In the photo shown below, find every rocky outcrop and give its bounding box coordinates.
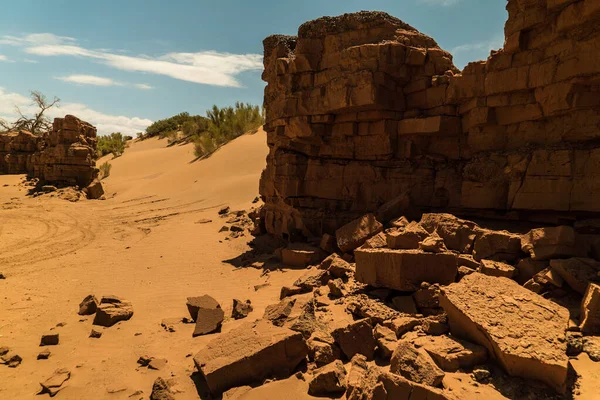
[0,115,98,187]
[259,3,600,239]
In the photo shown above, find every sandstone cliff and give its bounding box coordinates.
[0,115,98,187]
[260,2,600,239]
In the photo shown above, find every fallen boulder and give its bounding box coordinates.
[515,258,548,284]
[418,232,448,253]
[86,180,104,199]
[419,213,478,253]
[440,273,570,393]
[412,335,487,372]
[521,226,577,260]
[550,258,600,295]
[308,359,347,396]
[479,259,516,279]
[336,214,383,253]
[331,318,376,360]
[186,295,221,321]
[580,283,600,334]
[149,377,175,400]
[374,324,398,359]
[386,222,429,250]
[473,228,522,261]
[93,296,134,327]
[281,244,324,268]
[78,294,98,315]
[320,254,354,279]
[355,249,457,291]
[390,341,445,387]
[193,320,308,395]
[307,332,341,367]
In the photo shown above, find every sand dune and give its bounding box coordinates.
[0,129,311,399]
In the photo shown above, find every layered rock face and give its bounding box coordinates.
[260,2,600,238]
[0,115,98,187]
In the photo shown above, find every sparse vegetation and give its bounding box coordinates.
[99,161,112,180]
[144,112,209,139]
[0,91,60,135]
[143,103,264,158]
[97,132,128,158]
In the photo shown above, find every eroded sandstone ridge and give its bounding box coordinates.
[260,2,600,238]
[0,115,99,187]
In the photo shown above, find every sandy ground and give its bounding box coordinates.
[0,129,310,399]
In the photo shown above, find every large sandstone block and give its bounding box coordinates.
[521,226,577,260]
[440,273,570,393]
[193,320,308,395]
[550,258,600,295]
[419,213,478,253]
[355,248,458,291]
[336,214,383,253]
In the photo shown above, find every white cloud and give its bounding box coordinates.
[57,74,120,86]
[450,35,504,55]
[0,87,152,136]
[56,74,154,90]
[0,55,7,61]
[419,0,461,6]
[23,59,39,64]
[2,33,263,87]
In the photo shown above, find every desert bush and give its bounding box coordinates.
[99,161,112,179]
[193,133,217,158]
[145,112,209,139]
[97,132,127,158]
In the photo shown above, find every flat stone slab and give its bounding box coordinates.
[193,320,308,395]
[440,273,570,393]
[355,248,457,291]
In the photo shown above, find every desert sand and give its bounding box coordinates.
[0,129,312,399]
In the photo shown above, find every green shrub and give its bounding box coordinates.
[97,132,127,158]
[193,133,217,158]
[145,112,209,139]
[99,161,112,179]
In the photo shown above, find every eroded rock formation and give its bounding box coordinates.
[260,2,600,239]
[0,115,98,187]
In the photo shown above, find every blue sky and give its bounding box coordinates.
[0,0,507,135]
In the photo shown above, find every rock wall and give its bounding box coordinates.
[260,2,600,239]
[0,115,98,187]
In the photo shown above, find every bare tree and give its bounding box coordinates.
[0,91,60,135]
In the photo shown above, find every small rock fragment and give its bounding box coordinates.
[232,299,253,320]
[78,294,99,315]
[89,329,102,339]
[40,333,59,346]
[37,350,51,360]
